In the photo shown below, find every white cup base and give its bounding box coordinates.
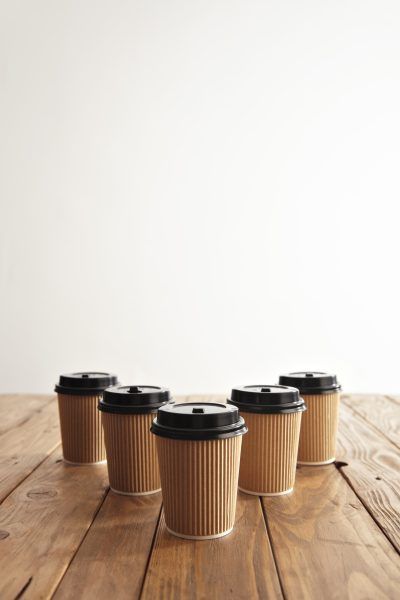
[110,487,161,497]
[166,526,234,540]
[239,486,293,497]
[63,458,107,466]
[297,458,335,466]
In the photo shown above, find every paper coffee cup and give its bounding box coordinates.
[229,385,306,495]
[55,372,118,464]
[99,385,170,495]
[151,402,247,540]
[279,372,341,465]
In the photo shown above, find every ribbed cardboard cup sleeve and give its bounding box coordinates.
[156,436,242,539]
[298,392,341,465]
[239,411,302,496]
[102,412,161,495]
[57,393,105,464]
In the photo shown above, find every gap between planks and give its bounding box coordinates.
[53,490,163,599]
[51,486,111,598]
[386,395,400,405]
[260,497,287,600]
[335,401,400,553]
[2,394,398,599]
[0,448,109,599]
[261,465,399,599]
[334,461,400,554]
[138,503,163,600]
[140,492,283,599]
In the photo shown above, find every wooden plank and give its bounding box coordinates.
[262,466,400,600]
[336,403,400,552]
[342,394,400,449]
[387,395,400,405]
[141,491,283,599]
[0,448,108,599]
[0,399,60,502]
[0,394,54,436]
[53,491,162,599]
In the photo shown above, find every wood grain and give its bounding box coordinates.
[387,395,400,405]
[0,448,108,599]
[263,466,400,600]
[342,394,400,449]
[0,394,54,436]
[336,403,400,552]
[141,492,283,599]
[54,491,162,599]
[0,399,60,502]
[0,393,398,600]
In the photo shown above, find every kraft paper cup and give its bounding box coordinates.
[151,402,247,540]
[229,385,306,496]
[99,386,170,495]
[55,372,118,464]
[279,372,341,465]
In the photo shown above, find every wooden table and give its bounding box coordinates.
[0,394,399,599]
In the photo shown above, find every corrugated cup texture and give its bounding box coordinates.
[298,392,341,464]
[102,412,160,495]
[239,412,302,495]
[57,394,105,464]
[156,436,242,539]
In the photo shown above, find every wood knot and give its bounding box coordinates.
[27,489,57,499]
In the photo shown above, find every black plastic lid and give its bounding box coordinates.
[278,372,341,395]
[228,385,306,414]
[99,385,170,414]
[151,402,248,440]
[55,372,119,395]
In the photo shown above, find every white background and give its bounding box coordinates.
[1,1,399,395]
